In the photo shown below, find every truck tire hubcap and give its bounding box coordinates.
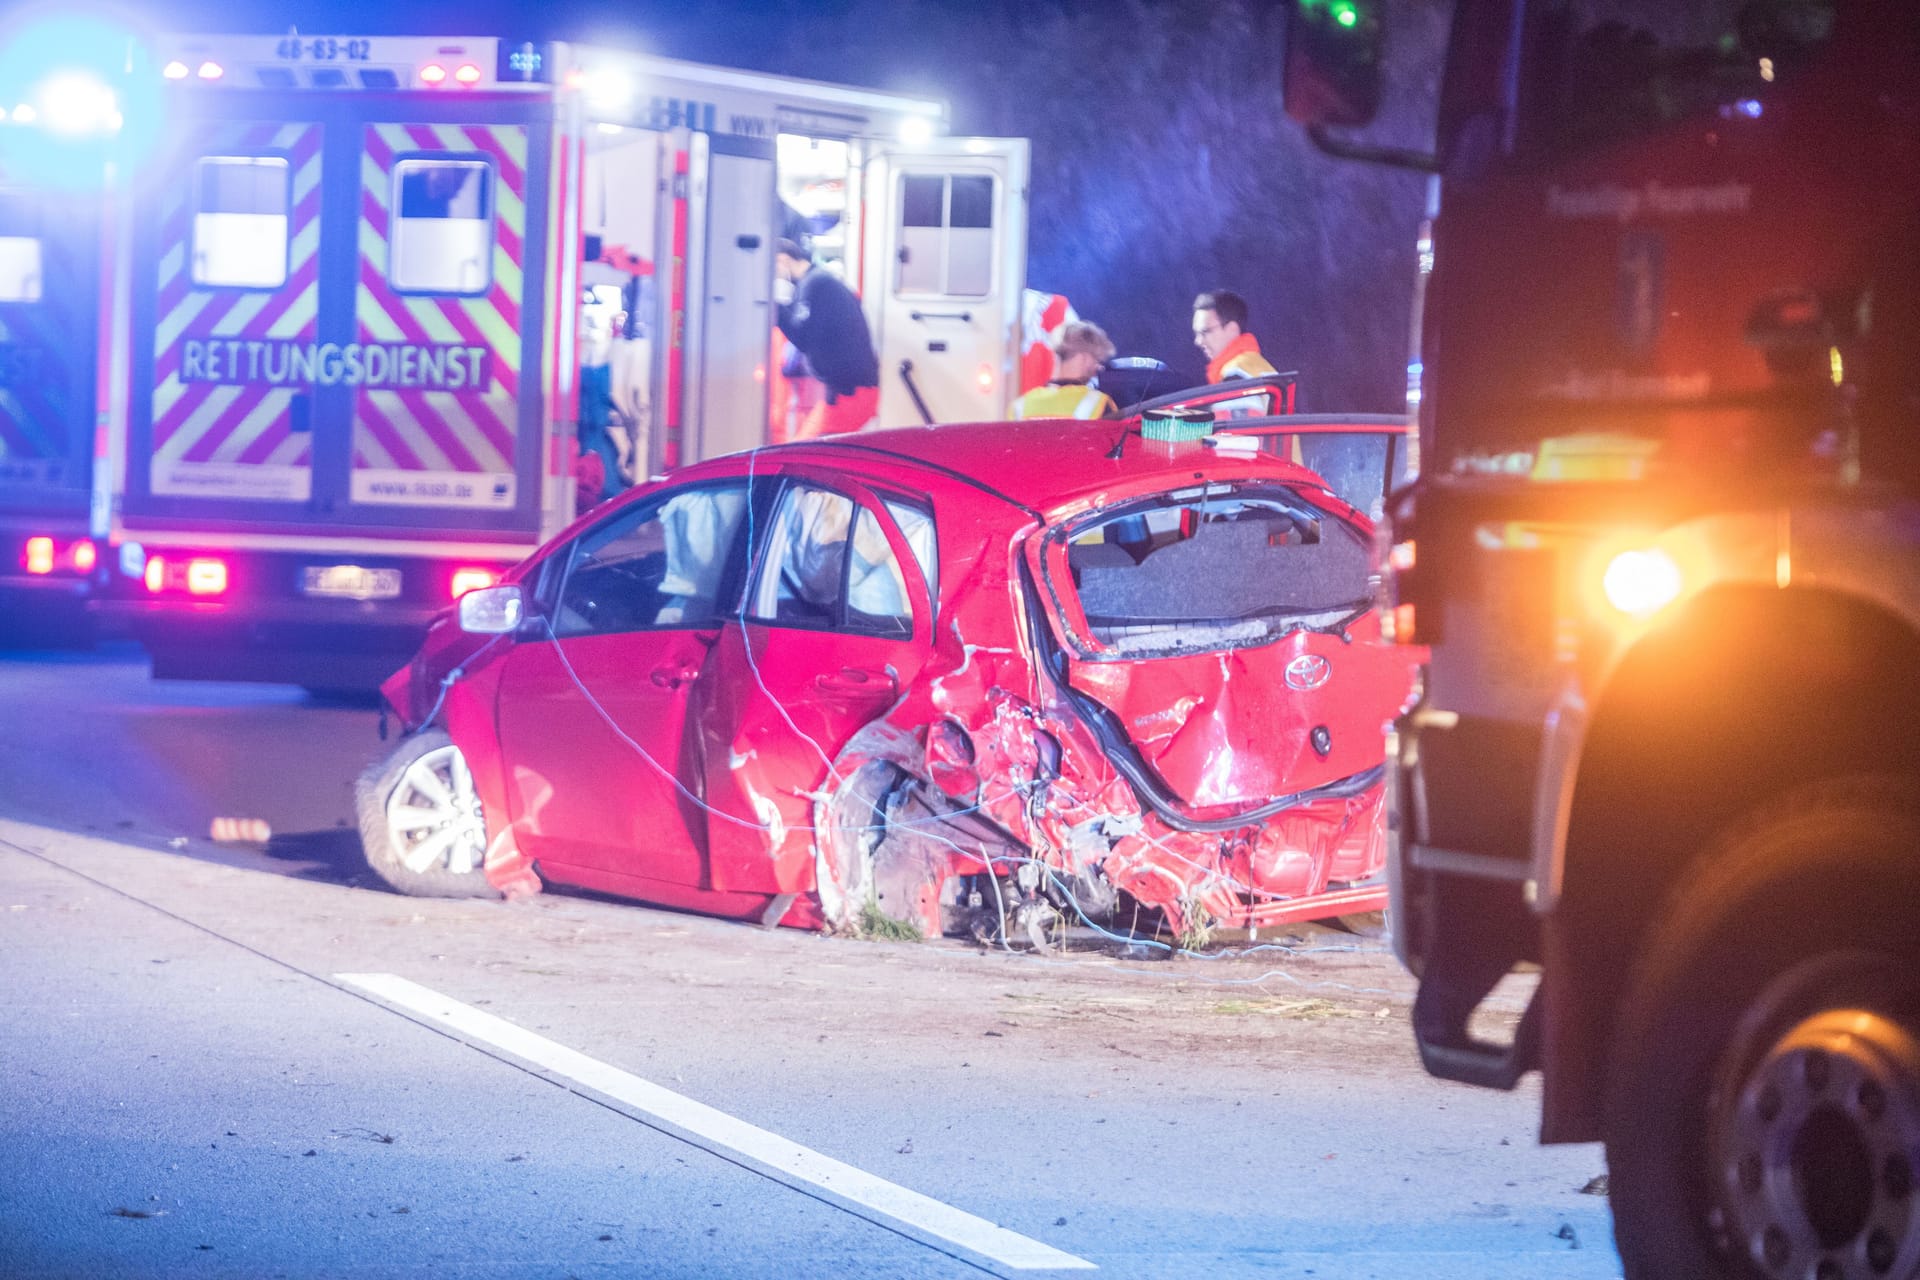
[1713,1002,1920,1280]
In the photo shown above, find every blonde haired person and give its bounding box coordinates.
[1010,321,1119,420]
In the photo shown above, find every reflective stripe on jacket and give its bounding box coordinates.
[1011,381,1117,421]
[1206,332,1277,383]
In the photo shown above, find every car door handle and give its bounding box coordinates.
[815,667,894,695]
[650,662,701,689]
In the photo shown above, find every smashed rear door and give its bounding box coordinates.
[1034,481,1410,816]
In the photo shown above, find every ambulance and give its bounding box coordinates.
[98,32,1030,689]
[0,25,126,645]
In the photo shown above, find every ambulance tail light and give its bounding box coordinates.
[975,363,994,395]
[450,566,499,600]
[419,64,448,86]
[143,555,231,596]
[162,60,190,80]
[187,558,229,596]
[22,536,97,576]
[197,62,224,81]
[454,64,482,86]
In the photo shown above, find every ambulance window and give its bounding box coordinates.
[895,173,995,299]
[390,159,494,296]
[946,175,993,297]
[192,157,290,290]
[0,194,41,303]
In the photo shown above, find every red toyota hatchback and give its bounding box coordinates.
[360,408,1417,945]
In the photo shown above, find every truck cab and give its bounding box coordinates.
[1286,1,1920,1276]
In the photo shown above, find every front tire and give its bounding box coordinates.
[1602,777,1920,1280]
[356,729,499,899]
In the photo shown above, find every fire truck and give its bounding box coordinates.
[97,32,1030,689]
[1285,0,1920,1276]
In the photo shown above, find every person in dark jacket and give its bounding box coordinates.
[774,238,879,437]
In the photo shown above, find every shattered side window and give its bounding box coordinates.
[552,482,748,637]
[1059,485,1372,656]
[747,482,919,638]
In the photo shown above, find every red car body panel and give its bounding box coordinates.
[380,417,1419,939]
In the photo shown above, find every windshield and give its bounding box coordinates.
[1518,0,1836,157]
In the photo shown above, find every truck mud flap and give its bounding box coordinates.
[1411,962,1543,1090]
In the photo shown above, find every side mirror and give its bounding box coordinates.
[1285,0,1385,130]
[458,584,525,635]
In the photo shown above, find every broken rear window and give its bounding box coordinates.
[1051,484,1372,656]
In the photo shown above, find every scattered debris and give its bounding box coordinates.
[108,1207,165,1219]
[1553,1223,1581,1249]
[897,1138,914,1155]
[332,1127,396,1144]
[168,837,188,850]
[1579,1174,1610,1196]
[210,816,273,844]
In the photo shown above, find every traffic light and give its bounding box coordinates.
[1285,0,1385,130]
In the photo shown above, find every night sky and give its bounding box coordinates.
[58,0,1445,411]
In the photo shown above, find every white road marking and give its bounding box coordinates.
[337,972,1095,1272]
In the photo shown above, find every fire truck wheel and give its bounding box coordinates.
[356,729,501,899]
[1602,776,1920,1280]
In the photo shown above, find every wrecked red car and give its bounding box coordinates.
[359,407,1418,944]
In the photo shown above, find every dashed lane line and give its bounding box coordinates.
[337,971,1097,1274]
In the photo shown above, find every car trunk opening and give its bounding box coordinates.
[1038,482,1405,815]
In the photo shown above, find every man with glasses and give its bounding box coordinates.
[1192,289,1277,383]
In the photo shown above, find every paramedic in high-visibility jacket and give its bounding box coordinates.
[774,239,880,438]
[1011,321,1118,421]
[1192,289,1278,382]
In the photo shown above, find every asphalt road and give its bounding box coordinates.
[0,644,1624,1278]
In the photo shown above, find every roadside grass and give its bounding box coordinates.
[853,899,924,942]
[1208,997,1388,1020]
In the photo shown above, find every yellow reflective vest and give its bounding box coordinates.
[1011,381,1117,421]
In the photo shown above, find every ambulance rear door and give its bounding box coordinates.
[682,130,775,463]
[123,86,552,542]
[863,138,1027,427]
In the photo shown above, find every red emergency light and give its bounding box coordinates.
[419,64,448,86]
[143,554,230,596]
[454,64,482,86]
[22,535,96,576]
[197,62,224,81]
[449,566,498,599]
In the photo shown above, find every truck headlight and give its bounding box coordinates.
[1601,547,1683,618]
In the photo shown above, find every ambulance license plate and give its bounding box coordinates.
[301,564,402,601]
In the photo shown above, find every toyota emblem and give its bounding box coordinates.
[1285,654,1331,691]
